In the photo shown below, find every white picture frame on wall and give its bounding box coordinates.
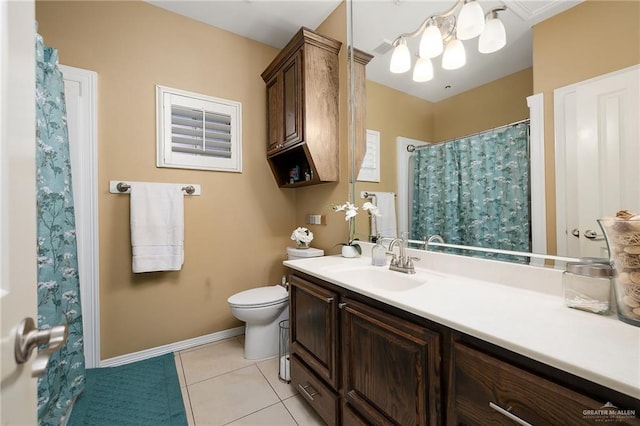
[357,129,380,182]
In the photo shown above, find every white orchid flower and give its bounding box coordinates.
[344,203,358,220]
[362,202,381,217]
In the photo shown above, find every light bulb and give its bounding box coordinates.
[419,22,443,59]
[390,39,411,73]
[479,14,506,53]
[413,57,434,82]
[457,0,485,40]
[442,38,466,70]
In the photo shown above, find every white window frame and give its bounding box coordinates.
[357,129,381,182]
[156,85,242,172]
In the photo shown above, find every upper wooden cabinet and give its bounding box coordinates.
[261,27,342,188]
[352,48,374,180]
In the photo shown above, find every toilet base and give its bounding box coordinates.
[243,306,289,360]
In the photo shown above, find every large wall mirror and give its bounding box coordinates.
[347,0,640,266]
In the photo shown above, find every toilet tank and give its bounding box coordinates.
[286,247,324,260]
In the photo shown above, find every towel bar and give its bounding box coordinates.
[109,181,201,195]
[361,191,396,199]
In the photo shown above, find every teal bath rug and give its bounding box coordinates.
[68,353,187,426]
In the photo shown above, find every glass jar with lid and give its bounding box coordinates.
[563,262,614,315]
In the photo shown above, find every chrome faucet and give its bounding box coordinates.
[427,235,444,244]
[387,234,420,274]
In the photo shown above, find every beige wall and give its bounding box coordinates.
[433,68,533,142]
[36,1,300,359]
[533,0,640,254]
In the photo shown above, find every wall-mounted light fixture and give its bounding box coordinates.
[389,1,507,82]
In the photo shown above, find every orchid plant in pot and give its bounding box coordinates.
[332,201,380,257]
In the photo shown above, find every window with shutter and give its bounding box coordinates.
[156,85,242,172]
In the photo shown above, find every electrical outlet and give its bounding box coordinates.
[306,214,326,225]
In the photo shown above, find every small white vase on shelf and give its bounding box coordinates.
[296,241,310,249]
[341,245,359,258]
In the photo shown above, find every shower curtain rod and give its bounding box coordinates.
[406,118,530,152]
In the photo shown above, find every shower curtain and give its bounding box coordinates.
[411,122,530,258]
[36,31,85,425]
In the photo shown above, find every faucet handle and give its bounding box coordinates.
[406,256,420,268]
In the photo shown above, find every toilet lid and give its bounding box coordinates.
[228,286,289,308]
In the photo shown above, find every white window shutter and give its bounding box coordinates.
[156,85,242,172]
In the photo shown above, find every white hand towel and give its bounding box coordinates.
[374,192,397,238]
[130,183,184,273]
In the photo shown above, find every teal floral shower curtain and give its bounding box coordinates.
[36,32,85,425]
[411,122,530,259]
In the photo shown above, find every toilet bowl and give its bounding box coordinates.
[228,285,289,360]
[229,247,324,360]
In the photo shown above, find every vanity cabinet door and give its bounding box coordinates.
[341,298,441,426]
[451,342,640,426]
[289,274,339,390]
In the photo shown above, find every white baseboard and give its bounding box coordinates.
[99,326,245,368]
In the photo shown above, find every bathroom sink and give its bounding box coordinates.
[328,266,428,291]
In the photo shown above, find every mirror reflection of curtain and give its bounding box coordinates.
[411,122,531,259]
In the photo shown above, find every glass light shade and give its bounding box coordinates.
[419,23,443,59]
[413,57,434,82]
[479,16,506,53]
[390,39,411,73]
[456,0,485,40]
[442,38,466,70]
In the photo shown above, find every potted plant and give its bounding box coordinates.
[332,201,380,257]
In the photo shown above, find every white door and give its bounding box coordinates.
[0,0,38,425]
[556,66,640,258]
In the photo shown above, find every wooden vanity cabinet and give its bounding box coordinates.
[341,297,441,425]
[289,272,443,425]
[261,27,341,188]
[450,341,640,426]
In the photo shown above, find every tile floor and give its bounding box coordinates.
[174,336,326,425]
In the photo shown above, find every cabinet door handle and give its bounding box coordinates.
[324,296,334,304]
[298,383,318,401]
[489,402,532,426]
[338,302,347,309]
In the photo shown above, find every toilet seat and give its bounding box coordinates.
[228,286,288,309]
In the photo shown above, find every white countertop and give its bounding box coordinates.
[283,253,640,399]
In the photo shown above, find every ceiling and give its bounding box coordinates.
[148,0,582,102]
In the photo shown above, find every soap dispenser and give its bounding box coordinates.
[372,234,387,266]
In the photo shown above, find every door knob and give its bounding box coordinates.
[14,317,68,377]
[571,228,580,237]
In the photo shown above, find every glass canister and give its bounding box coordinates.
[563,262,613,315]
[598,219,640,327]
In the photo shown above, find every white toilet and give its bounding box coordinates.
[228,286,289,359]
[228,246,324,360]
